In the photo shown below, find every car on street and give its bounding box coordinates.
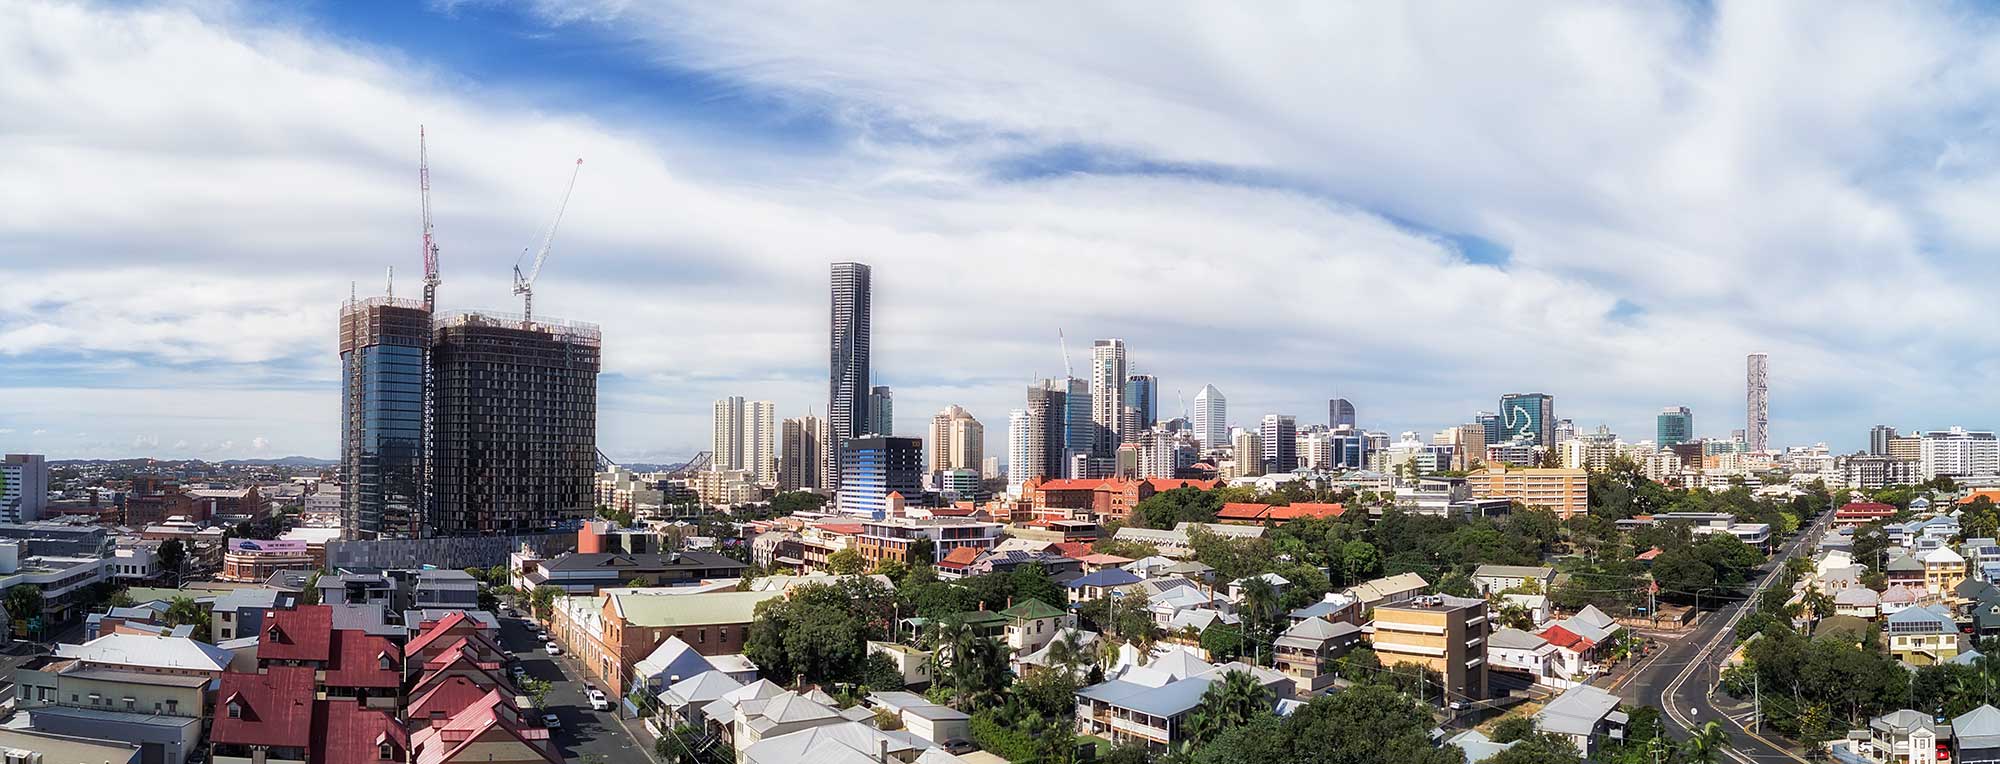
[510,665,528,681]
[586,688,611,711]
[542,713,561,729]
[545,642,563,656]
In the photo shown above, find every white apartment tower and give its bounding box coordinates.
[1193,384,1227,450]
[712,396,777,484]
[1008,409,1039,496]
[928,405,985,474]
[1747,352,1769,453]
[1091,339,1127,455]
[0,454,47,524]
[1920,427,1999,480]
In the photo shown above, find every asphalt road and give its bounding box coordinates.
[1614,506,1835,764]
[497,612,654,763]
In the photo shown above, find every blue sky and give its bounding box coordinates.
[6,1,2000,462]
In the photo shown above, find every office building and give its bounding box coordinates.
[1445,424,1487,471]
[1498,393,1555,447]
[829,262,873,489]
[1475,411,1502,447]
[837,437,925,518]
[1193,384,1227,450]
[1091,340,1127,454]
[928,405,984,474]
[1,454,47,524]
[337,296,431,540]
[868,385,895,436]
[1232,430,1264,478]
[982,456,1000,480]
[1370,595,1488,702]
[712,397,777,484]
[1920,427,2000,480]
[779,415,827,492]
[1260,415,1298,474]
[1870,425,1898,457]
[1657,407,1693,446]
[1552,419,1578,445]
[1328,398,1356,430]
[1746,352,1769,452]
[1124,374,1158,434]
[429,310,600,535]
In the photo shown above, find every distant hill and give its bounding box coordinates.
[49,456,335,468]
[220,456,337,467]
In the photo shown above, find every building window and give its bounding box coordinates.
[379,744,394,760]
[228,702,242,719]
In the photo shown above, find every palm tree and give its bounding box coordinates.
[1182,670,1272,750]
[1046,629,1090,680]
[1682,720,1732,764]
[1239,576,1280,663]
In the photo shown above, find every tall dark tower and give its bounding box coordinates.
[829,262,873,489]
[1328,398,1356,430]
[339,296,432,540]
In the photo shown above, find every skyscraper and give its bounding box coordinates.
[829,262,873,488]
[1091,339,1127,454]
[1498,393,1555,446]
[1746,352,1769,453]
[779,415,826,492]
[429,310,600,536]
[836,436,923,518]
[1007,409,1036,495]
[868,385,894,436]
[712,397,777,484]
[1123,374,1157,434]
[1870,425,1898,457]
[1474,411,1501,446]
[1260,414,1298,474]
[1657,407,1694,446]
[1232,429,1263,477]
[1328,398,1356,430]
[339,296,433,540]
[927,405,984,474]
[1193,384,1227,450]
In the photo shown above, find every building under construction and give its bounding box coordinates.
[429,310,599,536]
[339,301,600,539]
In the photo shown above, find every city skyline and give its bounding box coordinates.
[12,2,2000,461]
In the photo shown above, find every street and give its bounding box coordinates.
[497,613,654,763]
[1613,506,1835,764]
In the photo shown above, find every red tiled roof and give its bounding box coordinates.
[1842,501,1899,513]
[938,546,982,568]
[1635,547,1663,561]
[423,642,503,674]
[413,690,558,764]
[1050,542,1094,559]
[1962,492,2000,506]
[928,506,976,517]
[1034,478,1121,491]
[404,611,477,658]
[212,666,317,748]
[1271,502,1345,520]
[1142,478,1218,492]
[1215,503,1275,520]
[315,697,408,764]
[410,652,511,698]
[325,629,403,688]
[813,522,864,536]
[259,605,333,663]
[409,675,498,723]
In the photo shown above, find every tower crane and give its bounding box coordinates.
[1059,328,1074,379]
[512,158,583,326]
[419,126,440,312]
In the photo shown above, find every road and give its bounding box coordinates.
[497,612,654,763]
[1614,506,1835,764]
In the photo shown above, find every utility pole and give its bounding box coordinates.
[1752,672,1760,734]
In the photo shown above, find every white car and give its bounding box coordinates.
[542,713,561,729]
[544,643,563,656]
[510,665,528,681]
[586,689,611,711]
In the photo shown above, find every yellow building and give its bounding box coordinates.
[1370,595,1488,702]
[1921,547,1967,598]
[1886,605,1961,666]
[1466,467,1589,518]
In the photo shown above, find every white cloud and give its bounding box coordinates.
[5,1,2000,459]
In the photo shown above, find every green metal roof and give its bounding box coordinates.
[1000,599,1066,621]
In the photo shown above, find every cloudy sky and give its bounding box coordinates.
[5,0,2000,462]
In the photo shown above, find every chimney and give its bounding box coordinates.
[878,738,890,764]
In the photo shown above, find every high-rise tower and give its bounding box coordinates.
[1498,393,1555,446]
[780,415,826,492]
[713,397,777,483]
[1657,406,1694,446]
[829,262,873,487]
[1328,398,1356,430]
[1123,374,1157,435]
[339,296,432,540]
[1193,384,1227,450]
[1746,353,1769,453]
[1091,340,1127,455]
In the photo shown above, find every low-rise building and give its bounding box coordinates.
[1888,604,1963,666]
[1465,467,1589,518]
[1533,684,1629,759]
[1471,565,1556,596]
[1272,617,1362,695]
[856,515,1002,568]
[1369,594,1488,702]
[521,550,749,595]
[552,589,783,695]
[1864,708,1949,764]
[220,538,315,582]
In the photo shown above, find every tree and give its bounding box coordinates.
[1008,563,1066,609]
[3,585,42,637]
[745,580,890,685]
[1130,487,1222,529]
[163,596,211,639]
[157,539,186,581]
[827,548,867,575]
[529,585,563,621]
[1491,715,1538,743]
[1237,576,1282,664]
[1682,720,1732,764]
[1045,629,1092,679]
[1183,670,1274,750]
[1187,683,1463,764]
[907,538,935,565]
[770,491,829,516]
[300,570,322,605]
[1490,732,1583,764]
[1852,522,1890,572]
[859,651,907,690]
[522,678,554,709]
[1201,624,1245,663]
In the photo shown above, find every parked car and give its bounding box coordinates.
[542,713,561,729]
[586,688,611,712]
[510,665,528,681]
[942,739,976,755]
[545,643,563,656]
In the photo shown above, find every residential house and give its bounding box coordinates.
[1533,684,1629,759]
[407,690,561,764]
[1073,658,1292,753]
[1345,573,1429,611]
[1000,599,1074,655]
[1288,592,1361,627]
[1835,587,1882,620]
[1923,547,1969,599]
[864,691,973,747]
[658,670,747,727]
[1471,565,1557,596]
[413,570,480,609]
[1225,573,1291,604]
[1272,617,1362,695]
[211,665,318,764]
[1887,604,1963,666]
[1488,627,1566,687]
[551,589,782,695]
[1067,569,1144,602]
[1864,708,1949,764]
[1955,704,2000,764]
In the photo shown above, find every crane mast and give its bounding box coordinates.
[419,126,440,312]
[512,158,582,326]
